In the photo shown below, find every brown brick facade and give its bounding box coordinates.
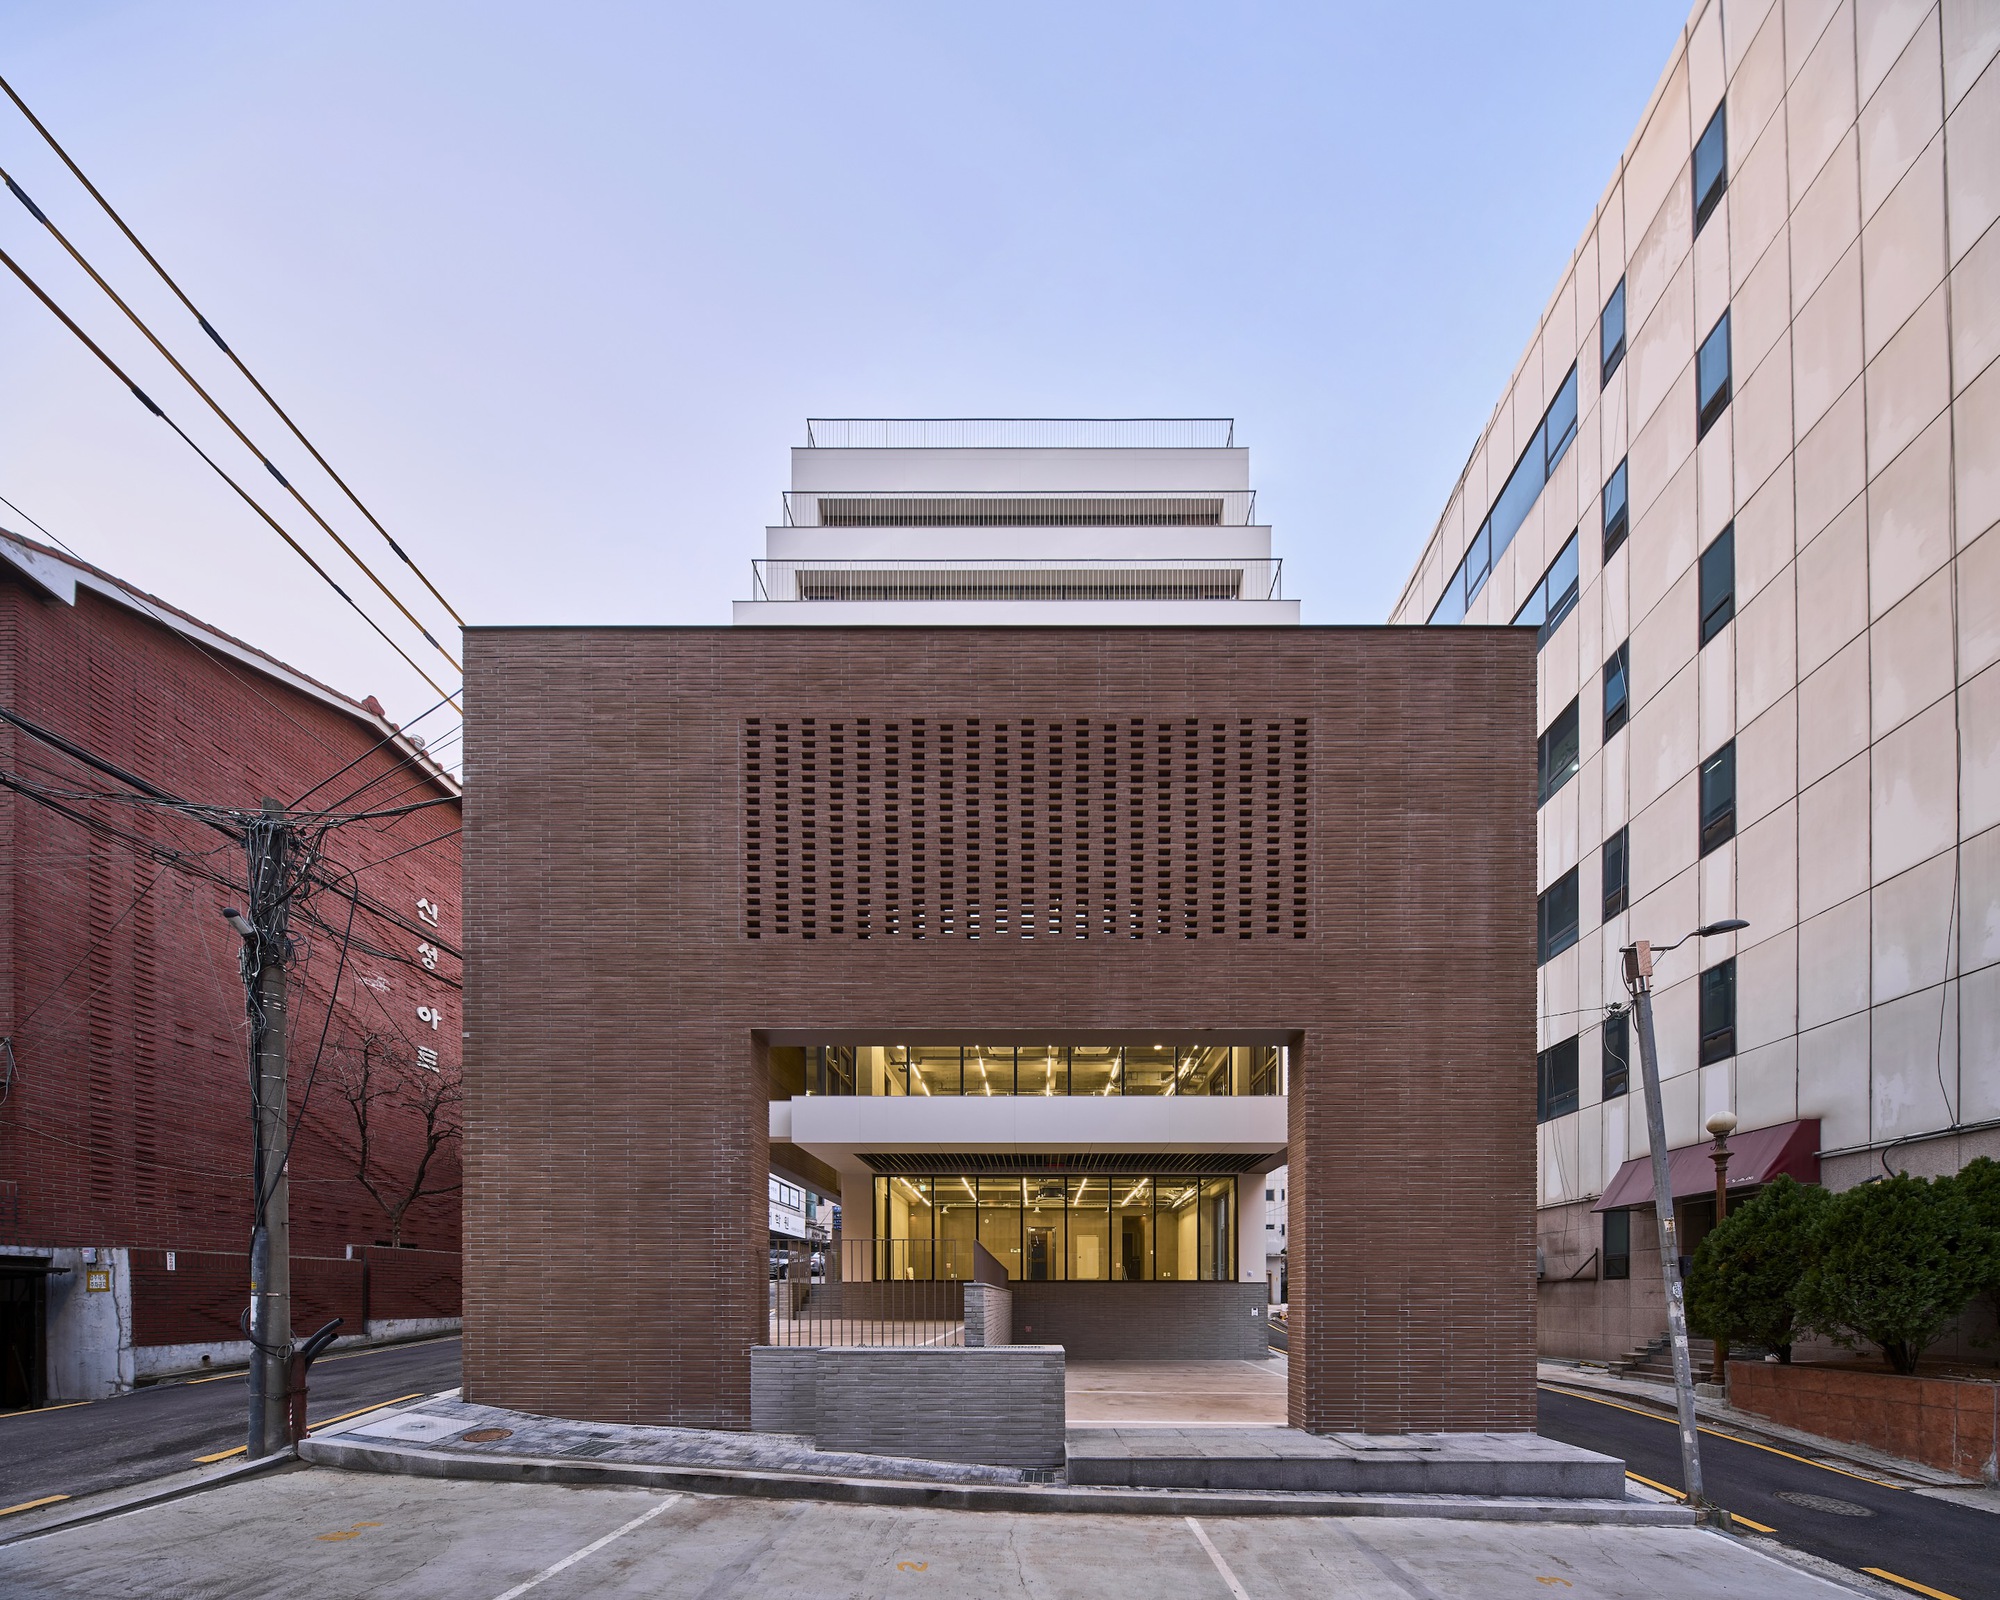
[462,626,1537,1433]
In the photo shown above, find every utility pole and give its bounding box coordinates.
[1620,918,1744,1528]
[232,800,297,1459]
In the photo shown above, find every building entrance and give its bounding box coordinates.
[0,1266,48,1410]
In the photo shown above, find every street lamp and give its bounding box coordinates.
[1619,916,1746,1526]
[1706,1111,1737,1386]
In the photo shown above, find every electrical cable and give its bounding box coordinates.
[260,862,358,1221]
[286,691,459,808]
[0,242,459,708]
[0,71,464,628]
[304,722,464,818]
[0,162,459,674]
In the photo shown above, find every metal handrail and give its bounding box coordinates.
[804,418,1235,449]
[750,558,1282,603]
[780,489,1257,528]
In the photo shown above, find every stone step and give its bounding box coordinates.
[1064,1427,1627,1498]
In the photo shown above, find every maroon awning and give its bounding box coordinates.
[1593,1119,1819,1212]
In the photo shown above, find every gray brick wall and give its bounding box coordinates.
[963,1283,1011,1346]
[1014,1281,1269,1359]
[748,1346,817,1434]
[816,1346,1064,1467]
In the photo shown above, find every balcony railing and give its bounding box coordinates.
[749,559,1282,604]
[804,418,1235,450]
[780,490,1257,528]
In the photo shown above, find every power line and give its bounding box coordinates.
[0,162,459,676]
[0,241,460,709]
[287,691,459,808]
[0,710,462,960]
[0,71,465,629]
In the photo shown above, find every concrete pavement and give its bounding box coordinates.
[0,1465,1872,1599]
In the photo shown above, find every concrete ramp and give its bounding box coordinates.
[1065,1428,1626,1498]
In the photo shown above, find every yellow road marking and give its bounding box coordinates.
[0,1400,92,1421]
[1539,1383,1904,1489]
[191,1390,426,1463]
[183,1370,245,1385]
[1863,1568,1963,1600]
[317,1521,384,1542]
[308,1392,425,1431]
[1624,1469,1685,1500]
[1730,1512,1776,1533]
[0,1494,71,1518]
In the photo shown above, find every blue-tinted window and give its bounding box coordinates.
[1602,825,1628,918]
[1700,958,1736,1065]
[1601,279,1626,383]
[1603,1204,1631,1276]
[1602,458,1629,558]
[1538,868,1579,964]
[1433,365,1580,618]
[1513,532,1580,646]
[1428,569,1467,625]
[1544,366,1579,469]
[1602,1009,1630,1099]
[1537,1036,1580,1123]
[1537,699,1580,806]
[1700,740,1736,856]
[1694,102,1728,232]
[1603,641,1630,738]
[1698,311,1732,436]
[1699,523,1735,645]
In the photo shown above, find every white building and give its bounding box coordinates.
[755,419,1293,1358]
[733,418,1299,628]
[1390,0,2000,1362]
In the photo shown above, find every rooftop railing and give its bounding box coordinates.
[781,490,1257,527]
[804,418,1236,450]
[750,559,1282,604]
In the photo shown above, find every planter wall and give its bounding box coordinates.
[1729,1361,2000,1482]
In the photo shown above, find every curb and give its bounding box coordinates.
[298,1435,1696,1524]
[0,1451,299,1547]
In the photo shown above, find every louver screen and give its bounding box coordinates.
[744,717,1309,942]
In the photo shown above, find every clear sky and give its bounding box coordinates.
[1,1,1691,746]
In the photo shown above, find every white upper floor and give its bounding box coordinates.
[735,419,1300,626]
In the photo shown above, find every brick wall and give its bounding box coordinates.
[463,626,1538,1433]
[1730,1362,2000,1482]
[1012,1281,1267,1360]
[0,563,464,1269]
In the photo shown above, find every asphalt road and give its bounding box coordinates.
[1538,1382,1997,1600]
[0,1335,461,1513]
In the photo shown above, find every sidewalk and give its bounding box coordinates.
[298,1387,1689,1524]
[1538,1360,2000,1515]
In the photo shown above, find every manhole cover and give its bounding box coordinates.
[1775,1490,1873,1517]
[460,1428,512,1443]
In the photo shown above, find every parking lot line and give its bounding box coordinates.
[489,1495,681,1600]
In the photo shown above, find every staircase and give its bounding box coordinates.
[1608,1334,1718,1382]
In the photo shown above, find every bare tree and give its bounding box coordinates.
[326,1031,461,1247]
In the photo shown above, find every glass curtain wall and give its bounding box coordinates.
[876,1174,1237,1281]
[812,1045,1284,1097]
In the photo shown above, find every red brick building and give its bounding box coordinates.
[1,529,463,1405]
[462,624,1538,1434]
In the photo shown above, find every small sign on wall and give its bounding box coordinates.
[85,1269,111,1293]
